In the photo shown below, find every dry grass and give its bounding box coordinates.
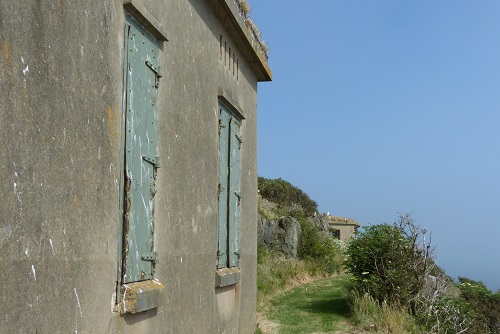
[258,196,280,221]
[350,292,419,334]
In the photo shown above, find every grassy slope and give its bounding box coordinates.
[261,275,356,334]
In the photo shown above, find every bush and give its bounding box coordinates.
[417,295,474,334]
[297,218,343,275]
[416,277,500,334]
[258,177,318,218]
[458,277,500,333]
[345,214,432,313]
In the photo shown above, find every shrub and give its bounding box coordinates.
[417,295,474,334]
[297,218,343,275]
[345,214,432,313]
[458,277,500,333]
[258,177,318,218]
[415,277,500,334]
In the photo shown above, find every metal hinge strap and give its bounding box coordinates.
[142,155,161,167]
[141,252,158,263]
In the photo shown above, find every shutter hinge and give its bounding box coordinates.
[218,183,225,193]
[142,155,161,167]
[235,134,243,148]
[141,252,158,264]
[145,60,163,87]
[145,60,162,75]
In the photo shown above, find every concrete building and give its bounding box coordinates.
[327,216,360,242]
[0,0,271,333]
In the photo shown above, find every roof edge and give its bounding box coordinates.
[207,0,272,82]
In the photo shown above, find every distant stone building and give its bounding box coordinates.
[327,216,360,242]
[0,0,271,333]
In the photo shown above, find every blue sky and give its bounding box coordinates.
[252,0,500,292]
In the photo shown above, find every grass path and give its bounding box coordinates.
[258,275,363,334]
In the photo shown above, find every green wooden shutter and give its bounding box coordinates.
[228,118,241,267]
[217,106,231,268]
[123,16,161,283]
[217,102,241,269]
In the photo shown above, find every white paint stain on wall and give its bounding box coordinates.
[13,183,22,206]
[31,264,36,281]
[13,162,23,210]
[0,225,12,248]
[21,57,29,75]
[74,288,83,316]
[49,238,55,255]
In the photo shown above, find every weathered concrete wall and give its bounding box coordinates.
[0,0,270,333]
[327,216,360,242]
[334,225,356,242]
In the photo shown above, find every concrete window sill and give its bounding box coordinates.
[215,267,240,287]
[118,279,165,315]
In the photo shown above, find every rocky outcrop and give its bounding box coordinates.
[307,214,331,233]
[258,215,302,257]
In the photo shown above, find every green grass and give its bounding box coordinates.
[264,275,353,334]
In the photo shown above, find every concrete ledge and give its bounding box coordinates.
[218,89,245,120]
[215,267,241,287]
[206,0,272,81]
[124,0,168,41]
[119,279,165,315]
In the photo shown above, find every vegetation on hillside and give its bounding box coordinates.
[345,213,500,333]
[256,176,500,334]
[297,217,343,275]
[258,176,318,218]
[345,213,433,314]
[256,176,342,308]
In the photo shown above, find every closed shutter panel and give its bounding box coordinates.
[217,106,231,268]
[217,102,241,269]
[228,118,241,267]
[123,17,161,283]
